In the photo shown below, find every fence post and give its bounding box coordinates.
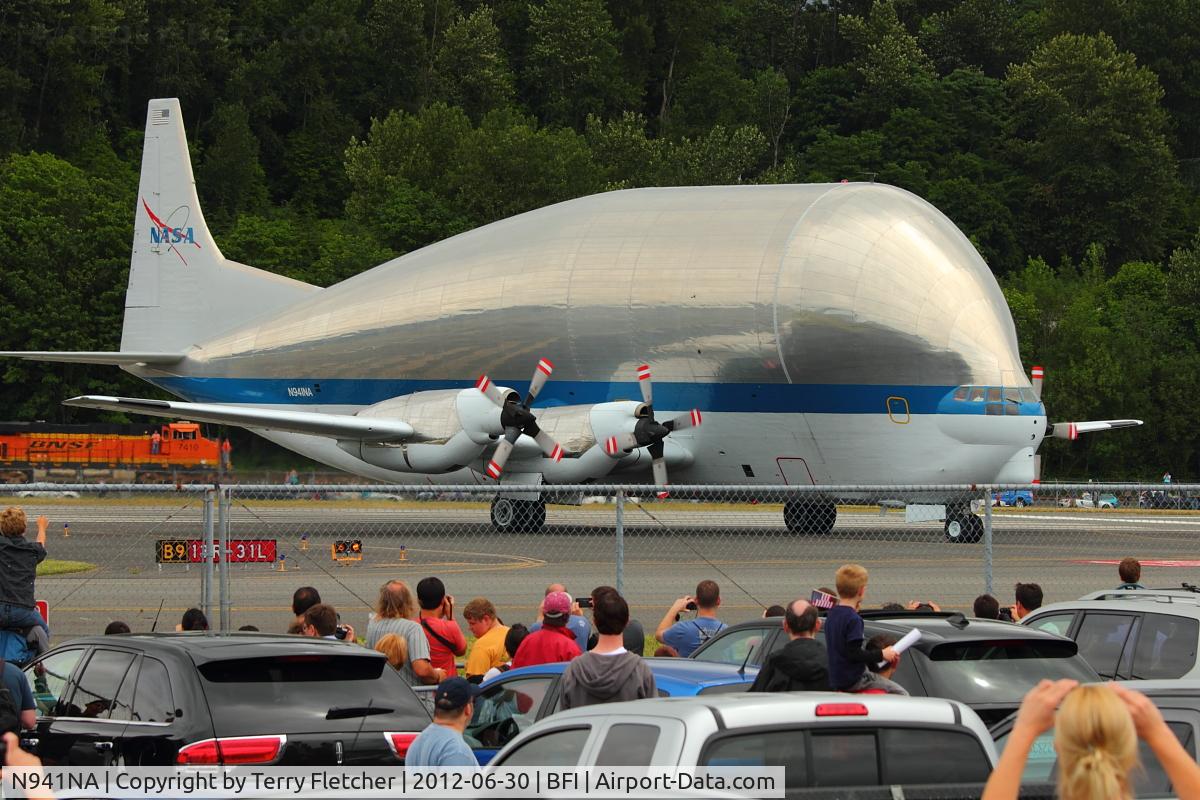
[218,487,232,631]
[615,490,625,596]
[202,488,215,624]
[983,489,994,596]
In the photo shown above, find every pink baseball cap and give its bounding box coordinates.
[543,591,572,620]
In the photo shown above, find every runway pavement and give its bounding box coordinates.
[13,498,1200,640]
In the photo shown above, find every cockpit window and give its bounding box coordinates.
[1004,388,1022,404]
[954,387,969,401]
[1020,388,1038,403]
[987,387,1002,402]
[969,388,986,402]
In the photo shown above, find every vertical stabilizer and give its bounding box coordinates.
[121,99,317,353]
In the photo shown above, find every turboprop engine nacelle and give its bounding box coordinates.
[337,387,509,473]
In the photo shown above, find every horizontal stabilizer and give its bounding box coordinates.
[0,351,185,366]
[1050,419,1143,440]
[63,395,414,442]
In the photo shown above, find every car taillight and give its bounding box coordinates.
[815,703,869,717]
[385,732,419,759]
[176,735,286,765]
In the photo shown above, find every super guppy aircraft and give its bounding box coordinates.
[1,99,1140,536]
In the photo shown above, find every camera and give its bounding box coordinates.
[685,601,698,611]
[998,607,1015,622]
[577,596,593,609]
[334,624,350,640]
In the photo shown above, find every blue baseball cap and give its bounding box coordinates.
[434,677,484,711]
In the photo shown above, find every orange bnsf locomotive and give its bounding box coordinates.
[0,421,219,472]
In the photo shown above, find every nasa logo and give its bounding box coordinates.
[149,226,195,245]
[141,197,201,264]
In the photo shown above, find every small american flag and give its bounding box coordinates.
[810,589,837,610]
[150,107,170,125]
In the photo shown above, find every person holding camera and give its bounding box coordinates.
[417,577,467,677]
[528,583,590,652]
[655,580,726,658]
[301,604,356,642]
[367,581,444,687]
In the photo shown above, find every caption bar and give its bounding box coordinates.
[5,767,784,799]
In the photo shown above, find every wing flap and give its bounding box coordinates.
[0,351,185,365]
[63,395,414,442]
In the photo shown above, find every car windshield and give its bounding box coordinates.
[923,640,1097,705]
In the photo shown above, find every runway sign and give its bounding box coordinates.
[156,539,277,563]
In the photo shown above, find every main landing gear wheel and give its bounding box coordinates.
[490,496,546,533]
[783,499,837,535]
[944,510,984,543]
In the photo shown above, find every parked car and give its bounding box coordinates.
[690,611,1100,726]
[18,633,431,765]
[1058,491,1118,509]
[487,692,999,795]
[990,680,1200,799]
[1022,589,1200,680]
[1139,490,1200,510]
[413,657,759,764]
[993,490,1034,507]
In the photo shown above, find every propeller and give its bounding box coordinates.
[476,358,563,479]
[606,364,702,493]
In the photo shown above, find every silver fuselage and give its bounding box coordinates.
[130,182,1045,486]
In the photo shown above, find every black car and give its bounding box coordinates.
[689,611,1100,726]
[17,632,431,766]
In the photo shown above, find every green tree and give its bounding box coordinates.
[433,7,516,121]
[751,67,792,169]
[0,151,143,420]
[1005,33,1185,267]
[526,0,638,127]
[198,103,270,227]
[445,108,606,221]
[841,0,936,118]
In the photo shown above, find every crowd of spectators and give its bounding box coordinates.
[1,552,1178,774]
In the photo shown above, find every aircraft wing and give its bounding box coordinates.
[63,395,414,442]
[0,351,185,365]
[1050,419,1143,439]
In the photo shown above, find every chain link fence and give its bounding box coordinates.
[4,483,1198,642]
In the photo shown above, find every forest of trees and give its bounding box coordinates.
[1,0,1199,478]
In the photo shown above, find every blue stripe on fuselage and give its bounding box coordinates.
[148,377,1044,416]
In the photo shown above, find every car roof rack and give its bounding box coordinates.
[1085,588,1200,604]
[860,610,966,622]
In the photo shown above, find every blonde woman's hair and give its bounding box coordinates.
[1055,684,1138,800]
[0,507,26,538]
[376,580,416,619]
[374,633,409,670]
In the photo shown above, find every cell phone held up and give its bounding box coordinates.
[577,596,593,610]
[334,624,351,640]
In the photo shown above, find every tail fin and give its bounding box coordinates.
[121,98,317,353]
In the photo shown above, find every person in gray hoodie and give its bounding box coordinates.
[560,587,655,709]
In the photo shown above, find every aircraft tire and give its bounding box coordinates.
[783,500,836,535]
[945,513,984,543]
[490,497,546,533]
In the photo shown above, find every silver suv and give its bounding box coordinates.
[1022,588,1200,680]
[487,693,998,792]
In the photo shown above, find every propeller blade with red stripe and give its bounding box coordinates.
[526,358,554,406]
[475,374,509,407]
